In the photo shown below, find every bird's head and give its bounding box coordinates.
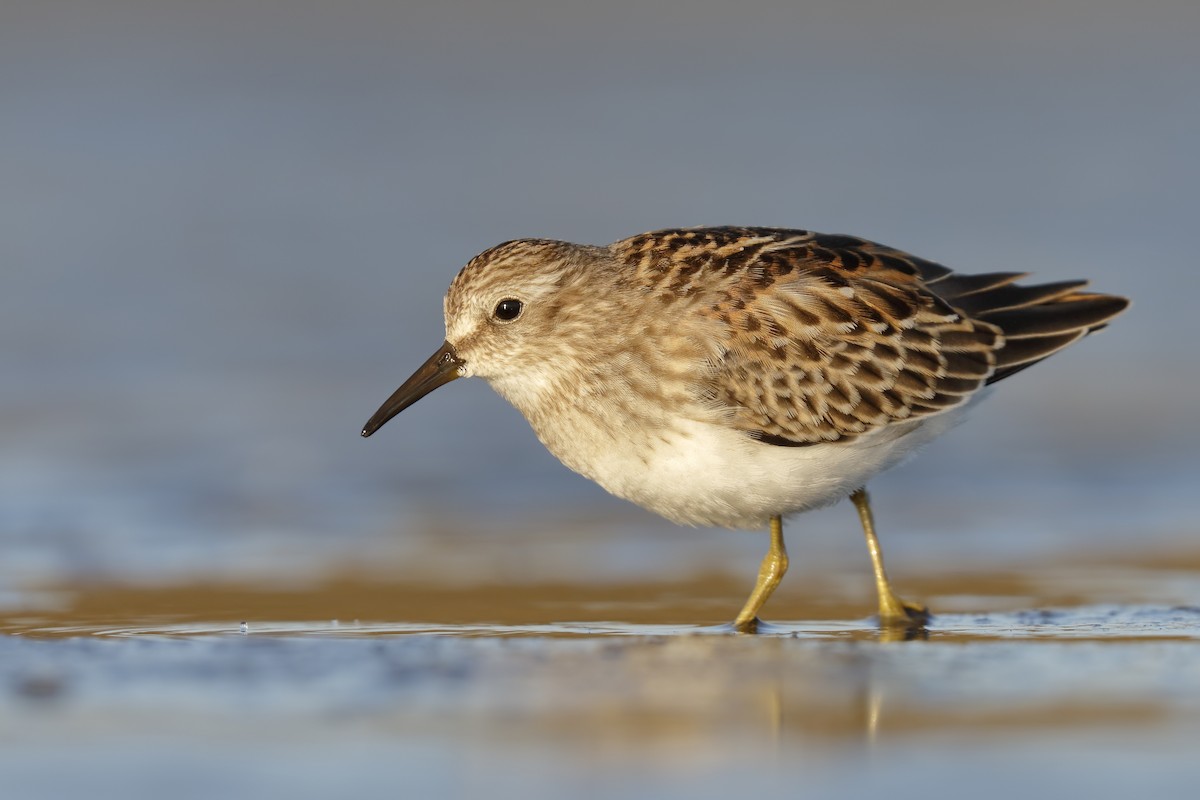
[361,238,609,437]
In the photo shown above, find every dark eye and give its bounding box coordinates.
[493,298,523,321]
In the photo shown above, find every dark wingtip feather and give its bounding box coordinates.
[981,288,1128,385]
[926,271,1028,298]
[980,294,1130,339]
[986,330,1086,384]
[950,279,1090,315]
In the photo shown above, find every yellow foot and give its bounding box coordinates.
[877,595,930,642]
[732,616,761,635]
[879,596,930,624]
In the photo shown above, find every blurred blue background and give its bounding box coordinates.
[3,0,1197,589]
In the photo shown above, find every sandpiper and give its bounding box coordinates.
[362,227,1128,632]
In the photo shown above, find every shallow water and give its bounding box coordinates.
[5,554,1200,798]
[3,1,1200,798]
[4,600,1200,800]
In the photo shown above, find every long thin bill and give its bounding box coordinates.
[361,340,464,437]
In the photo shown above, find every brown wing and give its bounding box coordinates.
[614,227,1002,444]
[714,232,1006,444]
[614,227,1128,445]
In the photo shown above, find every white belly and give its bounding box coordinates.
[490,365,980,532]
[540,405,971,531]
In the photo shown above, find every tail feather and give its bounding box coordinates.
[929,272,1129,387]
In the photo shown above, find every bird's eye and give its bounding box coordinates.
[493,298,524,321]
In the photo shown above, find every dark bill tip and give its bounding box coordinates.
[361,341,464,437]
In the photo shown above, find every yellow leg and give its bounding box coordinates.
[733,515,789,633]
[850,488,929,625]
